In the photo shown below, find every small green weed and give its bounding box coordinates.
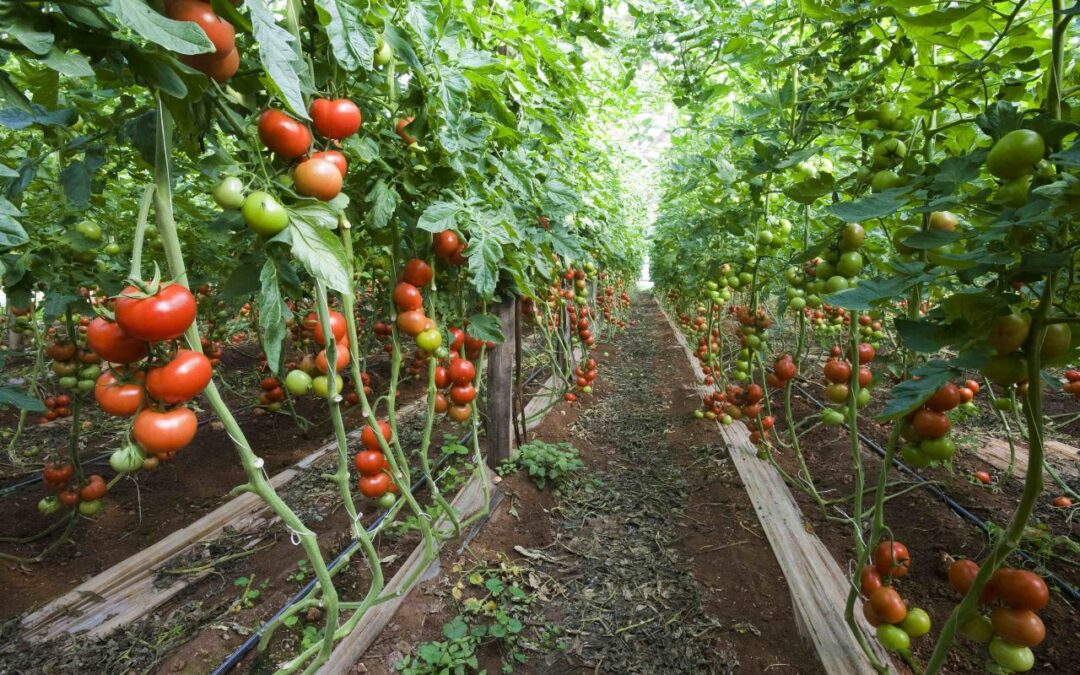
[497,440,582,490]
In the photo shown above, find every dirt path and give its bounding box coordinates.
[366,297,822,674]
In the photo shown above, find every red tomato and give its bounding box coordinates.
[858,366,873,388]
[990,608,1045,647]
[308,310,348,347]
[79,478,107,502]
[401,258,433,287]
[774,358,797,381]
[857,343,875,364]
[361,420,392,451]
[958,386,974,403]
[114,284,197,342]
[354,450,386,476]
[397,310,427,337]
[58,490,80,508]
[181,47,238,82]
[868,586,907,624]
[949,559,980,596]
[990,568,1049,611]
[862,599,881,627]
[87,317,149,363]
[449,384,476,405]
[448,327,465,351]
[448,403,472,421]
[294,158,343,201]
[447,358,476,386]
[926,382,961,412]
[395,116,417,144]
[974,470,991,484]
[434,366,449,389]
[133,407,198,456]
[965,379,980,394]
[434,393,449,413]
[823,359,851,384]
[165,0,235,54]
[95,371,145,417]
[315,341,350,373]
[873,540,911,578]
[310,98,361,139]
[145,350,212,404]
[358,472,391,498]
[912,408,950,439]
[311,150,347,178]
[745,383,763,405]
[860,565,883,597]
[43,463,74,484]
[393,282,424,311]
[258,109,311,160]
[433,230,460,260]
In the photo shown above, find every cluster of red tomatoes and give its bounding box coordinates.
[280,309,355,399]
[565,357,599,403]
[948,559,1049,672]
[818,344,875,426]
[597,274,631,328]
[38,464,107,517]
[765,352,798,390]
[859,540,932,653]
[354,420,398,507]
[87,283,209,466]
[432,346,479,422]
[432,230,468,266]
[898,379,979,467]
[1060,369,1080,399]
[164,0,240,82]
[39,393,74,423]
[393,258,442,347]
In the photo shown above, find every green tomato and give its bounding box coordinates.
[242,191,290,237]
[79,499,103,516]
[73,249,97,263]
[377,491,397,509]
[285,369,313,395]
[982,354,1028,386]
[1040,323,1071,361]
[898,608,931,638]
[891,224,921,254]
[986,129,1045,179]
[960,614,994,644]
[875,624,911,653]
[705,281,719,292]
[988,637,1034,673]
[79,365,102,380]
[312,374,344,398]
[733,370,748,382]
[815,260,835,280]
[993,397,1014,412]
[58,376,78,390]
[825,275,849,294]
[104,242,122,255]
[920,437,956,461]
[871,169,902,192]
[836,251,864,277]
[996,175,1031,207]
[875,102,902,130]
[856,387,871,408]
[821,409,845,426]
[75,219,102,241]
[789,297,806,311]
[720,414,733,425]
[416,328,442,352]
[374,39,393,66]
[582,385,592,394]
[872,138,907,168]
[110,444,145,473]
[756,230,774,246]
[901,444,930,468]
[738,272,753,286]
[784,267,803,285]
[746,334,761,348]
[840,223,864,251]
[693,409,705,419]
[213,176,246,210]
[77,379,95,393]
[38,496,61,515]
[806,294,822,308]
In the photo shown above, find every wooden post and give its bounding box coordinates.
[513,297,525,446]
[485,296,515,466]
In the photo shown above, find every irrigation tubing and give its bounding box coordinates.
[789,379,1080,603]
[211,365,551,674]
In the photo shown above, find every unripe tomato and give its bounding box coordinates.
[416,328,442,352]
[284,369,313,395]
[242,191,290,236]
[898,607,931,637]
[875,624,910,652]
[212,176,245,209]
[988,636,1035,672]
[986,129,1045,179]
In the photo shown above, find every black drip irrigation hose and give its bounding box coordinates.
[211,365,550,674]
[789,379,1080,603]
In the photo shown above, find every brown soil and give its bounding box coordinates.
[361,298,823,675]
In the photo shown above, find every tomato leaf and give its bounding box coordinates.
[0,198,28,248]
[258,260,291,374]
[109,0,215,56]
[417,200,461,233]
[825,276,925,310]
[466,313,504,344]
[59,160,91,209]
[314,0,377,72]
[41,49,94,78]
[288,208,351,294]
[0,387,45,413]
[247,0,310,119]
[827,190,908,221]
[783,173,835,205]
[875,362,955,422]
[894,318,966,353]
[366,180,400,231]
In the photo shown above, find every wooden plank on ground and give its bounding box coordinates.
[657,301,894,675]
[18,396,431,643]
[316,466,494,674]
[975,436,1079,479]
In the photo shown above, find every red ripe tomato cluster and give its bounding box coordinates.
[598,276,631,328]
[766,353,797,389]
[1061,369,1080,399]
[431,346,478,423]
[39,393,74,423]
[86,283,206,464]
[572,358,599,398]
[355,420,398,506]
[817,343,875,426]
[859,541,932,652]
[948,559,1049,670]
[899,378,977,468]
[393,259,443,350]
[39,463,108,516]
[165,0,239,82]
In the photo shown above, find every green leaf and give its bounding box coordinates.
[0,388,45,413]
[247,0,310,119]
[467,313,504,343]
[548,227,584,261]
[110,0,216,55]
[59,160,91,209]
[314,0,377,72]
[258,260,290,374]
[6,17,54,55]
[0,198,28,248]
[442,615,469,640]
[899,229,964,250]
[42,49,95,78]
[485,577,505,594]
[367,180,400,230]
[417,200,461,233]
[467,235,501,298]
[894,318,965,353]
[288,208,351,294]
[825,276,920,310]
[875,364,954,421]
[826,190,908,221]
[782,173,835,205]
